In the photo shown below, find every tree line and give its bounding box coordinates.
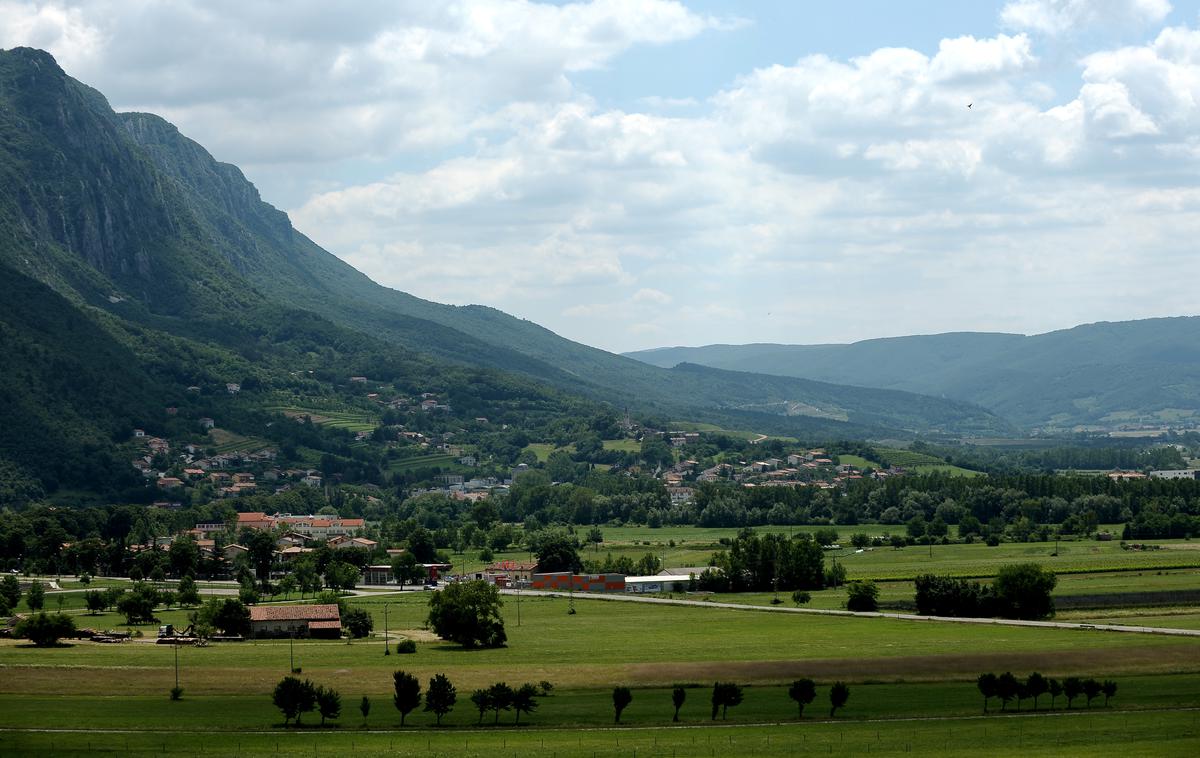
[977,672,1117,712]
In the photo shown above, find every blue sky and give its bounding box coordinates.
[5,1,1200,352]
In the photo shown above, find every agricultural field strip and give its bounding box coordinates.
[506,590,1200,637]
[6,705,1200,736]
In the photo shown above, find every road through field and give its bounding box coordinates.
[505,589,1200,638]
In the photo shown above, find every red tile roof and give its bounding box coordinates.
[249,604,340,622]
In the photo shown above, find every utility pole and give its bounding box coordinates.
[383,603,390,655]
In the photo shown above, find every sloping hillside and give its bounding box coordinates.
[626,319,1200,429]
[0,47,1010,439]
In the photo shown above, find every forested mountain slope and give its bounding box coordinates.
[0,46,1009,456]
[627,318,1200,429]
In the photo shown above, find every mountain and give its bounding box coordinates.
[625,318,1200,430]
[0,46,1009,461]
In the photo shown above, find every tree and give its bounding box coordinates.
[710,682,743,720]
[1083,678,1102,708]
[343,607,373,639]
[470,688,491,724]
[195,597,251,637]
[169,536,200,579]
[977,673,997,713]
[1026,672,1048,711]
[791,590,811,606]
[116,583,159,624]
[176,575,201,607]
[294,560,321,598]
[845,580,879,612]
[824,561,847,588]
[426,580,507,648]
[996,672,1018,711]
[425,673,457,726]
[512,683,539,725]
[788,678,817,718]
[391,552,424,587]
[324,560,358,591]
[273,677,316,726]
[612,686,632,724]
[359,695,371,724]
[1048,678,1063,709]
[1063,677,1083,709]
[14,612,75,647]
[316,685,341,726]
[488,682,514,724]
[26,580,44,611]
[672,685,686,722]
[1101,680,1117,706]
[531,530,582,573]
[0,575,19,610]
[992,563,1057,620]
[275,575,297,600]
[829,681,850,717]
[392,671,422,725]
[84,589,107,615]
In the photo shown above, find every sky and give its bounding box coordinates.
[4,0,1200,352]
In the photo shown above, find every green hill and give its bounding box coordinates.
[626,319,1200,431]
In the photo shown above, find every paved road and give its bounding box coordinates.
[501,588,1200,638]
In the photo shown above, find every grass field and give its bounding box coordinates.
[266,404,377,433]
[3,582,1199,756]
[507,526,1200,582]
[386,454,460,473]
[5,707,1199,757]
[207,429,274,455]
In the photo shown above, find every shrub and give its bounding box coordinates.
[14,612,76,647]
[845,580,879,612]
[396,639,417,654]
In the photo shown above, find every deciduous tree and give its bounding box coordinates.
[672,685,686,722]
[612,686,632,723]
[393,671,421,725]
[424,673,456,726]
[789,678,817,718]
[829,681,850,717]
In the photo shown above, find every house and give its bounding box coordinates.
[301,474,323,488]
[249,604,341,639]
[668,487,694,505]
[199,417,215,429]
[223,544,249,562]
[349,376,368,383]
[132,429,145,438]
[226,383,241,394]
[157,477,184,490]
[328,535,378,551]
[236,512,273,531]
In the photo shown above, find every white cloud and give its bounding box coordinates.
[6,2,1200,350]
[1001,0,1172,35]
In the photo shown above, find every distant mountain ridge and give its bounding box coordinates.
[0,46,1010,446]
[625,318,1200,430]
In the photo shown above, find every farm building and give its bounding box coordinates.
[249,604,341,639]
[625,575,692,593]
[485,561,539,584]
[531,572,625,593]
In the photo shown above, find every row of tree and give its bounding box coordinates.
[613,680,851,723]
[977,672,1117,712]
[914,564,1058,620]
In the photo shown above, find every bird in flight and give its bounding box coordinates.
[967,103,973,109]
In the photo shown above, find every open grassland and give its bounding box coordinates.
[266,404,377,433]
[4,593,1198,698]
[524,440,640,463]
[6,708,1200,758]
[491,527,1200,581]
[386,454,460,473]
[207,429,273,455]
[3,590,1198,756]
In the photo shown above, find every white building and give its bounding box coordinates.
[625,575,692,594]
